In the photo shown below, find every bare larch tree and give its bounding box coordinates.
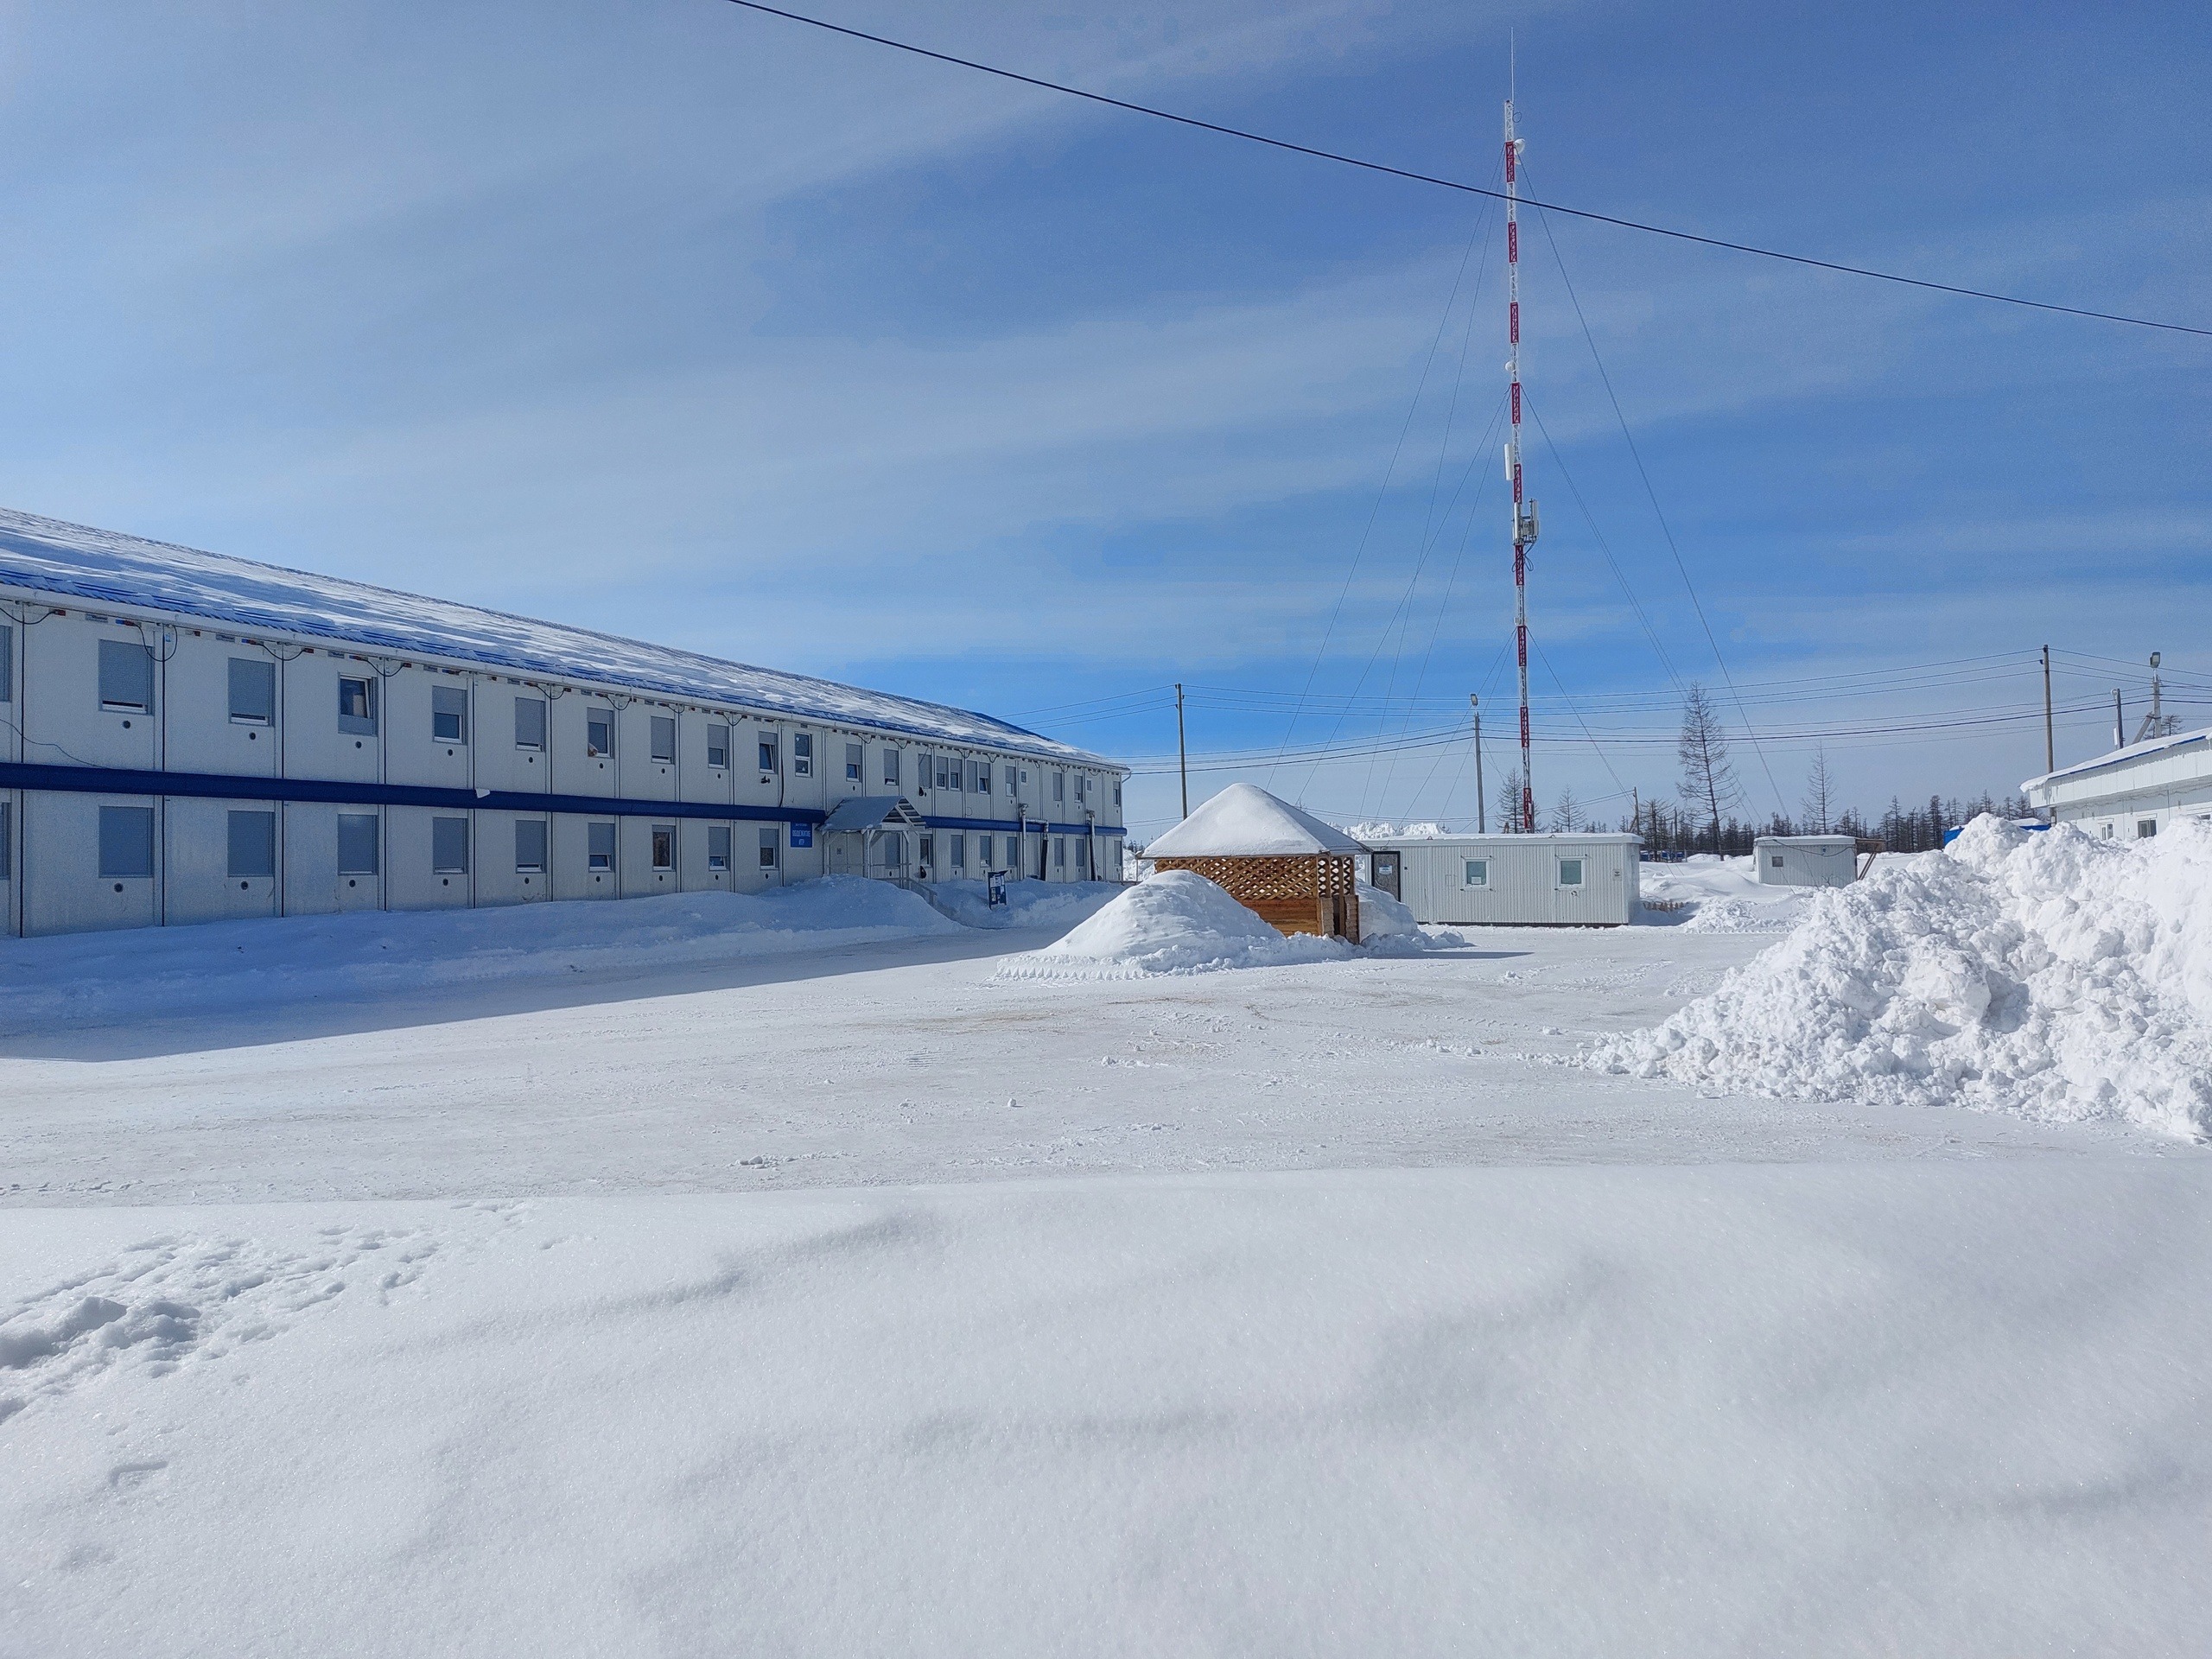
[1677,683,1740,849]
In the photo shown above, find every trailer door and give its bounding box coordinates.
[1370,850,1402,899]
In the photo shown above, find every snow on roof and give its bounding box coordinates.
[0,507,1109,767]
[1146,784,1369,857]
[2022,726,2212,793]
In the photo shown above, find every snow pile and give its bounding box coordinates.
[1638,853,1816,930]
[1357,882,1461,953]
[0,878,960,1033]
[1588,817,2212,1137]
[919,879,1122,931]
[1344,820,1450,841]
[999,871,1352,978]
[1147,783,1364,856]
[1678,894,1813,934]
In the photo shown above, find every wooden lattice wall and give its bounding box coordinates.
[1152,852,1360,941]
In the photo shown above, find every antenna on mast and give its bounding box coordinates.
[1504,84,1538,832]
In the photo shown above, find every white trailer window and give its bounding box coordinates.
[652,825,675,869]
[708,825,731,871]
[950,835,966,871]
[0,801,10,878]
[227,810,276,879]
[515,820,548,873]
[338,814,378,874]
[1114,779,1122,808]
[974,761,990,794]
[98,805,155,879]
[977,835,994,867]
[515,696,547,750]
[588,822,616,871]
[1557,857,1586,888]
[1053,836,1066,870]
[0,626,11,701]
[759,827,779,869]
[651,717,677,763]
[432,817,469,874]
[758,734,779,774]
[339,676,377,734]
[228,658,275,725]
[432,686,468,745]
[845,742,863,782]
[791,734,812,776]
[587,709,614,758]
[99,639,154,712]
[2139,819,2158,838]
[1771,855,1784,868]
[707,723,730,769]
[1463,859,1489,888]
[882,748,901,786]
[1053,771,1065,803]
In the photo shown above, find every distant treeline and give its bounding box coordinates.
[1617,793,2033,857]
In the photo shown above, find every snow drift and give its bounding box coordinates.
[999,872,1453,978]
[1588,817,2212,1137]
[0,877,961,1033]
[999,870,1355,978]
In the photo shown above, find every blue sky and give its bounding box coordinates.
[1,0,2206,839]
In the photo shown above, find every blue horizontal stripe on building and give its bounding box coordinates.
[0,762,1122,839]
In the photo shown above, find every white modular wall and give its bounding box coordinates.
[1382,836,1639,926]
[0,588,1128,937]
[1752,836,1858,887]
[2026,734,2212,841]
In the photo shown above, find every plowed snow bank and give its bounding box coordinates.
[1586,817,2212,1138]
[999,871,1353,978]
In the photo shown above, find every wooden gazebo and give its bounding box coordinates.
[1146,783,1366,941]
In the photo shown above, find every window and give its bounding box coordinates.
[2139,819,2158,839]
[1557,857,1586,887]
[226,810,276,879]
[98,805,155,879]
[652,825,675,870]
[0,800,10,879]
[974,761,991,794]
[977,835,994,868]
[587,709,614,758]
[708,825,732,871]
[1464,859,1489,888]
[1053,836,1066,870]
[338,813,378,874]
[1053,772,1065,804]
[99,639,154,712]
[651,716,677,763]
[1075,774,1088,803]
[936,755,956,791]
[759,827,779,869]
[915,753,931,794]
[0,626,11,702]
[792,734,812,776]
[588,822,616,871]
[707,723,729,770]
[339,676,377,734]
[1114,779,1122,809]
[950,834,966,872]
[227,658,275,725]
[918,833,934,870]
[515,696,547,750]
[516,819,548,874]
[432,685,468,744]
[883,748,901,787]
[845,742,863,782]
[758,734,779,773]
[432,817,469,874]
[1771,855,1784,868]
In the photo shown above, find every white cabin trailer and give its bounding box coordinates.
[2023,727,2212,841]
[0,508,1127,938]
[1367,834,1639,926]
[1752,834,1857,887]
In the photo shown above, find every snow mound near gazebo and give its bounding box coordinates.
[997,871,1355,978]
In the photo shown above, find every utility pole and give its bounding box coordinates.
[1504,85,1539,835]
[2113,688,2124,751]
[1174,683,1189,820]
[2041,645,2053,773]
[1471,694,1486,833]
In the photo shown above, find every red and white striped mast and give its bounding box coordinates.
[1504,86,1539,832]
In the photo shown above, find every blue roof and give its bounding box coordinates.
[0,507,1109,767]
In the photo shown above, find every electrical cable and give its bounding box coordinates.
[718,0,2212,339]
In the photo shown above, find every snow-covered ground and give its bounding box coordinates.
[4,856,2209,1656]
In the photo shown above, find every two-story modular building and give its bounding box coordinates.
[0,508,1126,937]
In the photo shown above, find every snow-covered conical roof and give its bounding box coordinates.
[1146,783,1367,857]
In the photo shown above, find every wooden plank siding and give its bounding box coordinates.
[1152,852,1360,941]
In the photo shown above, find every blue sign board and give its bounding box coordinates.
[789,823,814,849]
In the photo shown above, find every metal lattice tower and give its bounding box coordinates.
[1503,92,1539,832]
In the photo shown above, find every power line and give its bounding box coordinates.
[719,0,2212,340]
